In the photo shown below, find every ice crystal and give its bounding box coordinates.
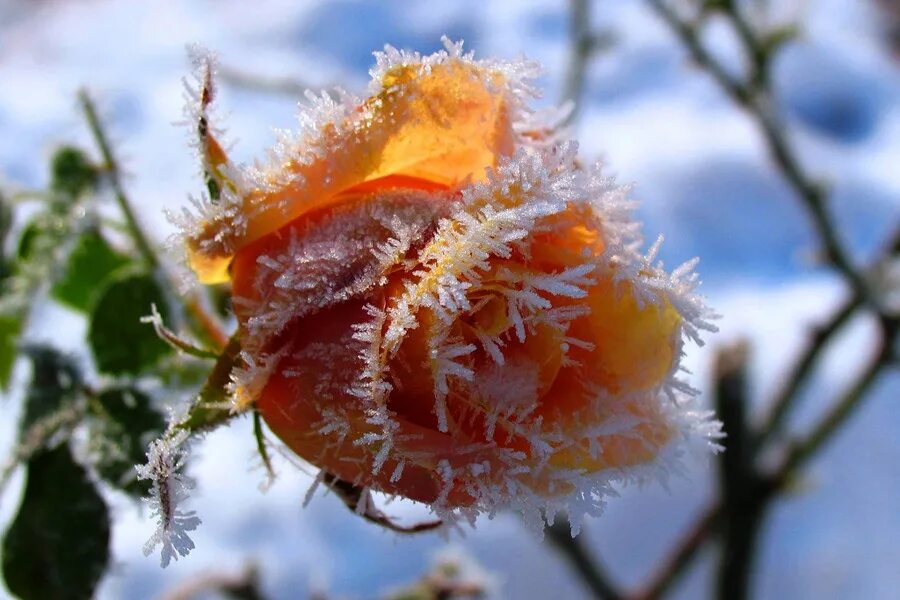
[136,429,200,567]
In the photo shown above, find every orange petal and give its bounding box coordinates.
[256,299,484,506]
[230,181,448,351]
[580,277,681,395]
[188,57,517,283]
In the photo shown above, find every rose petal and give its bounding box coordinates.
[188,56,521,283]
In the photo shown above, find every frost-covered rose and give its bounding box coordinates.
[179,39,721,529]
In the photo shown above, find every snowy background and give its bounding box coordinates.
[1,0,899,598]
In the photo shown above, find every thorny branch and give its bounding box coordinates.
[544,1,900,598]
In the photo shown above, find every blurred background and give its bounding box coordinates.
[1,0,899,598]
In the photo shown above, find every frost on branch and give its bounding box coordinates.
[136,429,200,567]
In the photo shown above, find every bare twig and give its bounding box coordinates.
[759,292,860,443]
[773,315,899,484]
[563,0,615,123]
[643,2,900,598]
[543,3,899,599]
[633,504,721,600]
[712,342,762,600]
[645,1,871,307]
[0,402,86,498]
[760,224,900,444]
[545,517,623,600]
[160,563,266,600]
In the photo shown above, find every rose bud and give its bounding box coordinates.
[177,39,722,531]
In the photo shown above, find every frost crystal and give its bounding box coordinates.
[136,430,201,567]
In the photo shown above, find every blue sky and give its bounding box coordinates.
[1,0,898,598]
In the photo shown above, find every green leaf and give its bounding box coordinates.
[90,386,166,496]
[0,194,12,283]
[0,193,11,244]
[21,346,83,434]
[52,230,131,312]
[0,315,22,389]
[50,146,99,199]
[15,221,48,262]
[88,271,173,375]
[2,443,110,600]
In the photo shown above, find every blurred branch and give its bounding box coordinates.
[562,0,616,123]
[644,0,871,306]
[759,223,900,444]
[757,293,859,444]
[641,2,900,598]
[711,342,763,600]
[544,2,900,599]
[219,66,335,99]
[160,563,266,600]
[0,402,86,499]
[381,557,487,600]
[79,90,160,271]
[545,517,623,600]
[633,504,721,600]
[773,314,899,485]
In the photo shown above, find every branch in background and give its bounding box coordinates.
[773,314,899,485]
[712,341,764,600]
[757,293,859,444]
[79,90,160,271]
[645,0,872,306]
[563,0,616,123]
[759,222,900,445]
[381,556,489,600]
[632,504,721,600]
[642,2,900,598]
[0,402,86,498]
[219,66,335,99]
[160,563,267,600]
[545,4,624,597]
[544,517,623,600]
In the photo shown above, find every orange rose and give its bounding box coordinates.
[180,39,721,529]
